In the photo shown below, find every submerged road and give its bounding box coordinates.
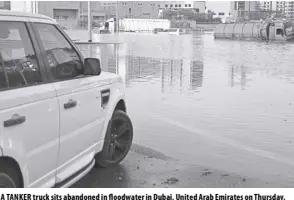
[68,30,294,187]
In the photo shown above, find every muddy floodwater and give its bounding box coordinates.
[70,31,294,187]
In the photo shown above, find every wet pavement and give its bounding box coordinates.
[72,144,274,188]
[67,30,294,187]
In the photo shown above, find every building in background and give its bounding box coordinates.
[0,1,10,10]
[9,1,206,28]
[260,1,294,18]
[230,1,261,20]
[260,1,276,11]
[117,1,159,19]
[38,1,80,28]
[159,1,206,13]
[80,1,114,23]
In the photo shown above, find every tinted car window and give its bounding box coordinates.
[34,23,83,81]
[0,22,42,90]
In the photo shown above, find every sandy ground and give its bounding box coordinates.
[72,144,275,188]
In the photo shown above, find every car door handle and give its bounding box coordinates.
[64,99,77,109]
[4,115,26,128]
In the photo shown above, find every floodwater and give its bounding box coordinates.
[72,31,294,187]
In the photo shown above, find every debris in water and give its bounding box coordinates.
[163,177,179,185]
[221,174,230,177]
[201,171,212,176]
[242,178,246,182]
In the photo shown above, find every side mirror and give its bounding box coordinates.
[84,58,101,76]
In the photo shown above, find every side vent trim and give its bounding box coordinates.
[101,89,110,108]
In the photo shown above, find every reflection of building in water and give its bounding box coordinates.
[159,58,201,94]
[228,64,251,90]
[111,54,164,87]
[160,59,184,93]
[180,59,191,93]
[125,56,162,81]
[190,60,204,91]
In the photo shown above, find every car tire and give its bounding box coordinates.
[0,165,22,188]
[95,110,133,168]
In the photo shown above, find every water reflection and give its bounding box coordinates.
[228,64,251,90]
[190,61,204,91]
[76,43,205,94]
[115,55,204,94]
[76,34,294,186]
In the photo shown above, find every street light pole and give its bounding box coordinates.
[35,1,38,14]
[116,1,119,33]
[88,1,92,42]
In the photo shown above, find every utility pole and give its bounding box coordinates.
[248,1,251,20]
[88,1,92,42]
[35,1,38,14]
[31,1,34,13]
[116,1,119,33]
[270,1,272,18]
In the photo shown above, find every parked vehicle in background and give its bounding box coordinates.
[99,29,111,34]
[153,28,164,34]
[60,26,68,30]
[156,28,186,35]
[0,10,133,188]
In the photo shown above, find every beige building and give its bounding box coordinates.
[117,1,159,19]
[38,1,80,28]
[79,1,111,21]
[230,1,260,19]
[79,1,160,21]
[0,1,10,10]
[159,1,206,13]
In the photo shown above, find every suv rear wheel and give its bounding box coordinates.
[95,110,133,168]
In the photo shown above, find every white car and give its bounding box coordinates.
[0,10,133,188]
